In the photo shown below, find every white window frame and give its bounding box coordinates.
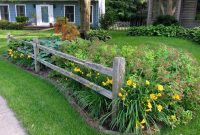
[90,5,93,24]
[64,5,75,23]
[0,4,10,21]
[15,4,26,17]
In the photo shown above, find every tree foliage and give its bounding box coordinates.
[106,0,147,21]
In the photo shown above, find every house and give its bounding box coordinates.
[0,0,105,27]
[147,0,200,27]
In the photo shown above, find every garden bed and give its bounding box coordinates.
[6,33,200,135]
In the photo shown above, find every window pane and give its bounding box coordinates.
[16,5,25,16]
[0,6,9,20]
[65,6,74,22]
[196,0,200,20]
[41,6,49,23]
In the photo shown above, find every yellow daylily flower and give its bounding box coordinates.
[156,105,163,112]
[146,80,150,86]
[74,67,81,72]
[118,92,123,97]
[157,93,162,97]
[172,94,181,101]
[126,80,132,86]
[157,84,164,91]
[140,119,145,124]
[150,93,158,100]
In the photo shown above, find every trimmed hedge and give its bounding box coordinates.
[128,25,200,43]
[0,20,25,30]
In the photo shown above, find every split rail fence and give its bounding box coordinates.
[7,33,126,116]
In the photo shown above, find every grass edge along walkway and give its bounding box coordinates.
[0,59,104,135]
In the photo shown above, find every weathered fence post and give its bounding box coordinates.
[33,38,40,73]
[112,57,125,119]
[7,33,11,45]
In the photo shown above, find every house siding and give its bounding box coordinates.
[1,1,99,27]
[180,0,200,27]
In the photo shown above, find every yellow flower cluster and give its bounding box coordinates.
[156,104,163,112]
[102,77,113,86]
[74,67,84,74]
[150,93,162,100]
[169,114,178,123]
[118,88,128,101]
[172,94,181,101]
[156,84,164,91]
[8,49,31,59]
[126,79,137,88]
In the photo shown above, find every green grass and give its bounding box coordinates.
[1,30,200,135]
[108,31,200,62]
[0,30,103,135]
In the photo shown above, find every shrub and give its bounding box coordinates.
[8,22,25,30]
[88,29,111,41]
[99,10,117,30]
[154,15,179,26]
[101,46,200,133]
[16,16,29,23]
[0,20,9,29]
[129,25,200,44]
[0,20,25,30]
[54,17,79,41]
[54,17,67,33]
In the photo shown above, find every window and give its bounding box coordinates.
[196,0,200,20]
[0,5,9,21]
[90,5,93,24]
[64,5,75,22]
[16,5,26,16]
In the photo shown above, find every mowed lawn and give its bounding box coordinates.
[0,30,104,135]
[0,30,200,135]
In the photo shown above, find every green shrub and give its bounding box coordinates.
[102,46,200,133]
[129,25,200,44]
[16,16,29,23]
[0,20,25,30]
[8,22,25,30]
[99,10,117,30]
[0,20,9,29]
[154,15,179,26]
[88,29,111,41]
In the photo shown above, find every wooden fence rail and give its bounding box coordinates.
[7,33,125,116]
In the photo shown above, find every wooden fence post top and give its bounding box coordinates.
[112,56,125,119]
[7,33,11,38]
[33,38,39,43]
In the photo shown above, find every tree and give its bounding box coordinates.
[78,0,91,38]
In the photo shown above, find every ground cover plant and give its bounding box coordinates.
[6,29,200,134]
[128,25,200,44]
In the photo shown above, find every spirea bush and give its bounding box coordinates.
[101,46,200,134]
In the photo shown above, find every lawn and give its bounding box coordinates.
[108,31,200,62]
[0,30,103,135]
[0,29,200,135]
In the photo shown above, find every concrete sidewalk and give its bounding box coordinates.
[0,96,26,135]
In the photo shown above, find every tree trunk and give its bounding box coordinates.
[166,0,174,15]
[79,0,91,39]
